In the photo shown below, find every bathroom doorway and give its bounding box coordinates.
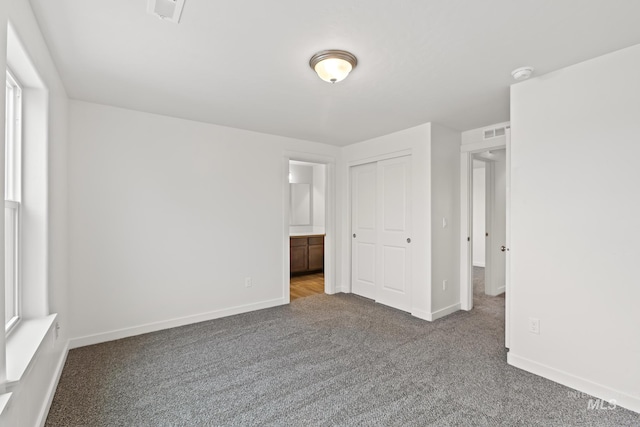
[288,160,327,301]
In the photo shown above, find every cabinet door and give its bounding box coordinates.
[291,246,308,273]
[308,241,324,271]
[290,243,308,273]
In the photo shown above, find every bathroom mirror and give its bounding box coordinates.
[290,183,311,225]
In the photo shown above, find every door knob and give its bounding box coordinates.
[353,233,356,238]
[407,238,411,243]
[500,245,509,252]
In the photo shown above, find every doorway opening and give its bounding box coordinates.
[471,150,506,308]
[288,160,326,301]
[460,128,510,347]
[472,158,487,302]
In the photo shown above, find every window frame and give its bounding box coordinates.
[5,68,22,334]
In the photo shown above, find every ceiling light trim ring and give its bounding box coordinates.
[309,50,358,70]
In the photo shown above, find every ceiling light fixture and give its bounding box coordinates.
[309,50,358,83]
[511,66,534,81]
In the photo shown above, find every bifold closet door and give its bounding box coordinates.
[351,156,411,312]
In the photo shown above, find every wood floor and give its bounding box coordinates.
[290,273,324,301]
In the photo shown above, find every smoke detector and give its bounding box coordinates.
[147,0,186,23]
[511,66,534,81]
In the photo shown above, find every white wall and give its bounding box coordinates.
[509,44,640,413]
[461,121,509,146]
[0,0,8,392]
[429,124,461,317]
[472,164,485,267]
[68,101,339,346]
[289,163,313,184]
[0,0,69,425]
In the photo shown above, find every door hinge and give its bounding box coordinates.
[467,237,470,242]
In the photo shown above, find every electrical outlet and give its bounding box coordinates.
[442,280,447,290]
[529,317,540,334]
[245,277,252,288]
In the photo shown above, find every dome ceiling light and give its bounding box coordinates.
[309,50,358,83]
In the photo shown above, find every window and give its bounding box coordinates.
[5,70,22,332]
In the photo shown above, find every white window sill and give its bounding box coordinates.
[5,314,57,387]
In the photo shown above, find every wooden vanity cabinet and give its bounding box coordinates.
[290,237,309,274]
[290,235,324,274]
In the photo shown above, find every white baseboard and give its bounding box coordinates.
[487,286,506,297]
[69,298,286,349]
[411,308,433,321]
[324,286,337,295]
[430,303,461,321]
[473,261,485,267]
[37,341,69,427]
[508,352,640,414]
[412,304,463,322]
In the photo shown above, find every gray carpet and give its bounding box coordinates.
[46,268,640,426]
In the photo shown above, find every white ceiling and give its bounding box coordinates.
[28,0,640,146]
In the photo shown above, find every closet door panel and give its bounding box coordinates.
[376,156,411,312]
[351,163,377,300]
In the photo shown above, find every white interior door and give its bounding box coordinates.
[376,157,411,312]
[493,158,507,294]
[505,128,511,348]
[485,158,506,296]
[351,163,377,300]
[459,153,473,310]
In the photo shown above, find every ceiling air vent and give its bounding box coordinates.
[147,0,186,23]
[483,126,507,139]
